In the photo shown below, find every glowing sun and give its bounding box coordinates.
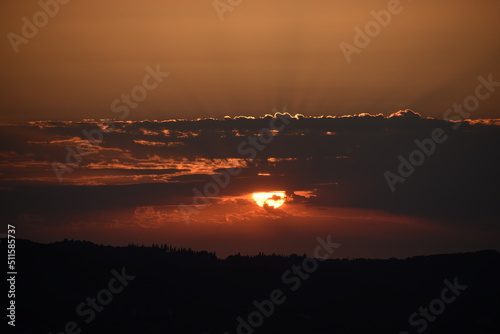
[252,191,286,208]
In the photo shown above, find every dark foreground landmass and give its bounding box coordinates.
[6,239,500,334]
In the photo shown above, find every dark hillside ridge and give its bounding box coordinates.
[7,239,500,334]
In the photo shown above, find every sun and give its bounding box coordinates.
[252,191,286,209]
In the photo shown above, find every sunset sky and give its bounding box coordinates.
[1,1,499,259]
[1,0,500,122]
[1,115,499,258]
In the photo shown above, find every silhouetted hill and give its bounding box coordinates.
[6,239,500,334]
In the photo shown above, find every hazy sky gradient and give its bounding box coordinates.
[1,0,499,122]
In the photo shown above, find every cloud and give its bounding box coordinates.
[0,113,499,221]
[262,203,293,218]
[462,119,500,126]
[388,109,423,119]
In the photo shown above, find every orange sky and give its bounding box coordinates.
[14,198,500,259]
[1,0,499,122]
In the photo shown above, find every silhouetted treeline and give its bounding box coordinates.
[7,238,500,334]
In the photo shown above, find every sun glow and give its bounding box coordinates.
[252,191,286,208]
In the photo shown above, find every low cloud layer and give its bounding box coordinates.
[1,112,499,257]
